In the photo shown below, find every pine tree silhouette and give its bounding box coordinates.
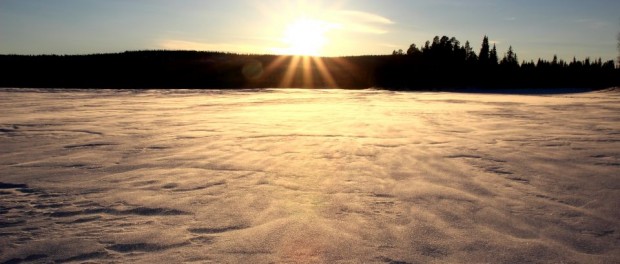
[490,44,498,65]
[501,46,518,67]
[407,44,421,56]
[464,41,477,64]
[479,36,490,65]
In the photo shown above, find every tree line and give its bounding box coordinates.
[0,35,617,90]
[383,35,617,89]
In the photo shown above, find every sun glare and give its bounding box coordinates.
[256,2,352,88]
[280,18,335,56]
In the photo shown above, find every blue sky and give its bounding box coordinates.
[1,0,618,62]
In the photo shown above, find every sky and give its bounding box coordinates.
[1,0,618,62]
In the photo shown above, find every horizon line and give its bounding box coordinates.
[2,49,618,63]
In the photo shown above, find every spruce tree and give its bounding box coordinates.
[479,36,490,65]
[490,44,498,65]
[501,46,518,67]
[464,41,478,64]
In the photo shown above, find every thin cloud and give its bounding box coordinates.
[330,10,395,35]
[345,24,390,35]
[337,10,395,25]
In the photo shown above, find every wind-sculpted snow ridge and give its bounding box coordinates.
[0,88,618,263]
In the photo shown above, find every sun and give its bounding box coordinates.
[279,18,336,56]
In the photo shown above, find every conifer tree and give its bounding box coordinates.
[423,41,431,53]
[464,41,478,63]
[479,36,490,65]
[392,49,405,55]
[500,46,518,67]
[489,44,498,65]
[407,44,421,56]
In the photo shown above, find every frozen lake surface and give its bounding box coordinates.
[1,88,619,263]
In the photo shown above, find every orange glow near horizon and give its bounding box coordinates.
[254,0,359,88]
[279,55,302,87]
[260,54,341,88]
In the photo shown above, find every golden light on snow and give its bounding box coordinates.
[1,89,619,263]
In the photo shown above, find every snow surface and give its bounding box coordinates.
[0,88,619,263]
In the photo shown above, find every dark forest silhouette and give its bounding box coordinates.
[0,35,617,90]
[385,35,617,89]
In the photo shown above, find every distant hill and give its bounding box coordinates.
[0,51,380,89]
